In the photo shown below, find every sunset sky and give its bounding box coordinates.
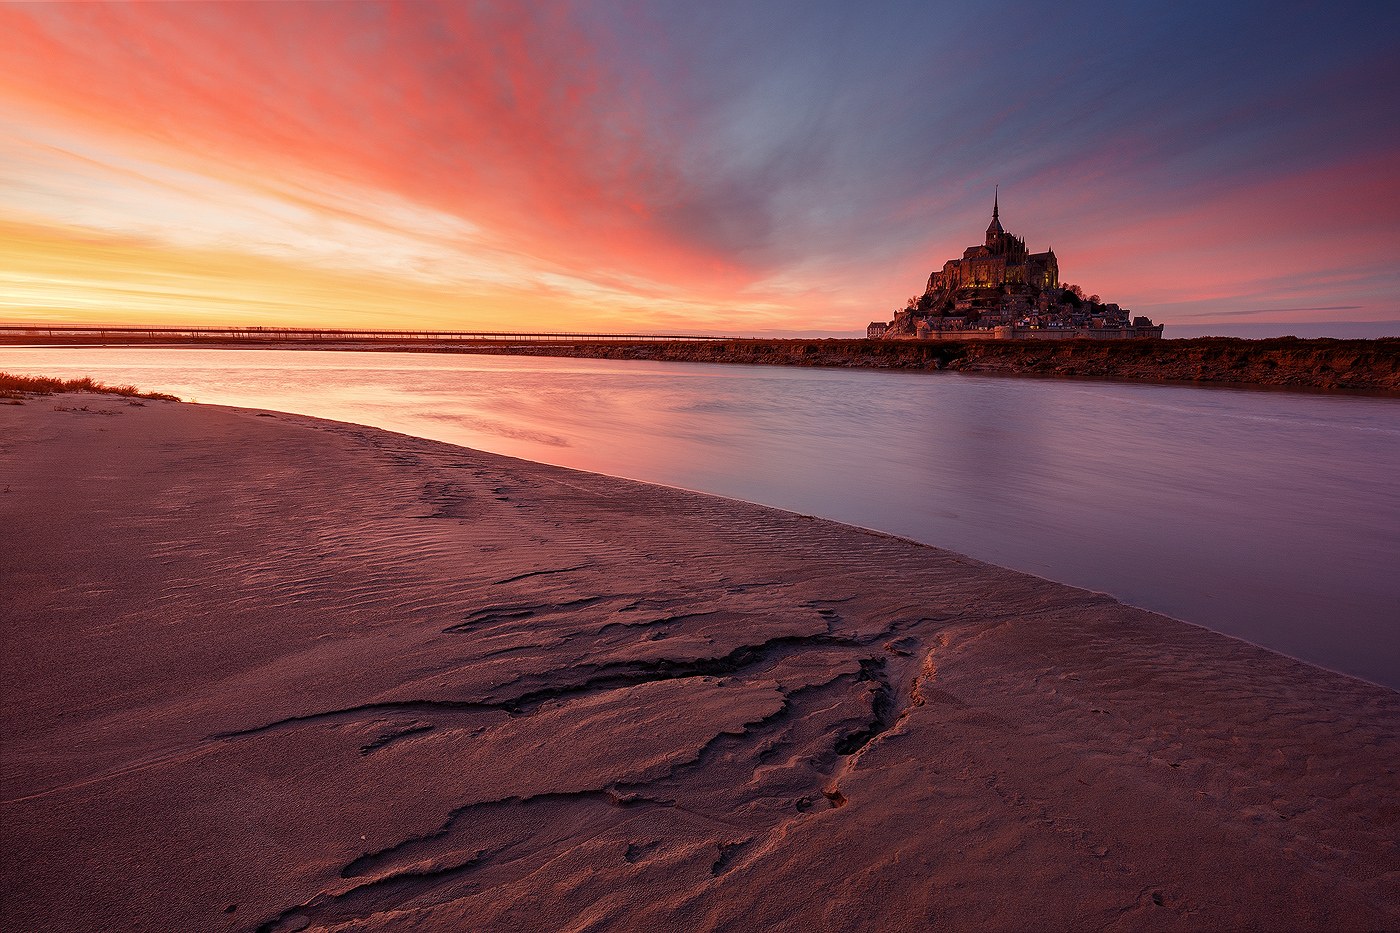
[2,1,1397,337]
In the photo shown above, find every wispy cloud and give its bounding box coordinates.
[1,1,1396,333]
[1199,306,1365,318]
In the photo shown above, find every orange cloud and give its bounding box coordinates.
[0,3,769,312]
[4,3,1394,334]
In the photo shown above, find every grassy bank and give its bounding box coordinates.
[456,337,1400,391]
[0,372,181,401]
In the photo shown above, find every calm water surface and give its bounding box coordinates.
[6,347,1398,690]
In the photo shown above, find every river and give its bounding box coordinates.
[5,347,1397,690]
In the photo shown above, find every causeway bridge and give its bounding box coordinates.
[0,325,731,347]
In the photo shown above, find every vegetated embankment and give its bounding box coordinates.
[0,372,180,402]
[464,337,1400,391]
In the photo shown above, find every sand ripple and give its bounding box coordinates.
[2,396,1396,931]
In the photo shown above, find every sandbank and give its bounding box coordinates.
[1,394,1396,932]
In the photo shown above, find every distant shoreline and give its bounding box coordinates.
[440,337,1400,392]
[4,333,1397,391]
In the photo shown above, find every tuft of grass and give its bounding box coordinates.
[0,372,180,401]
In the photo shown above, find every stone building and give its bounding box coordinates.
[924,191,1058,310]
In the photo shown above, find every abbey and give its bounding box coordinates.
[869,193,1161,340]
[926,192,1059,301]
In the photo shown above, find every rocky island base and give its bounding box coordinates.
[2,395,1397,932]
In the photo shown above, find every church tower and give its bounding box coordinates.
[985,187,1004,247]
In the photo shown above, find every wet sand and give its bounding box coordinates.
[2,395,1396,932]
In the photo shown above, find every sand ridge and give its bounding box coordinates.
[1,395,1396,931]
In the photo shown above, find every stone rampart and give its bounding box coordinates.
[891,324,1164,341]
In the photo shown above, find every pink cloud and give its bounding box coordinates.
[0,2,765,301]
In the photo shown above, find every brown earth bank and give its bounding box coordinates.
[2,395,1397,933]
[459,337,1400,392]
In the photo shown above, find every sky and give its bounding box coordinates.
[2,1,1397,337]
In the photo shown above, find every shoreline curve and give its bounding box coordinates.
[2,394,1396,932]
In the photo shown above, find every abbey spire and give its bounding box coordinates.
[986,186,1004,243]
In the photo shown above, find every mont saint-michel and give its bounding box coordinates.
[869,194,1163,340]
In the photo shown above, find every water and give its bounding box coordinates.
[4,347,1398,690]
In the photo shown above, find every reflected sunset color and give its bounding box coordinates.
[6,347,1398,689]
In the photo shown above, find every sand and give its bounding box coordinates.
[1,394,1397,932]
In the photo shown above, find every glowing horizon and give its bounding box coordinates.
[3,2,1397,336]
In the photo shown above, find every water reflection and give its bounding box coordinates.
[4,347,1397,689]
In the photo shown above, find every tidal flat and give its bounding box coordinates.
[2,394,1397,932]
